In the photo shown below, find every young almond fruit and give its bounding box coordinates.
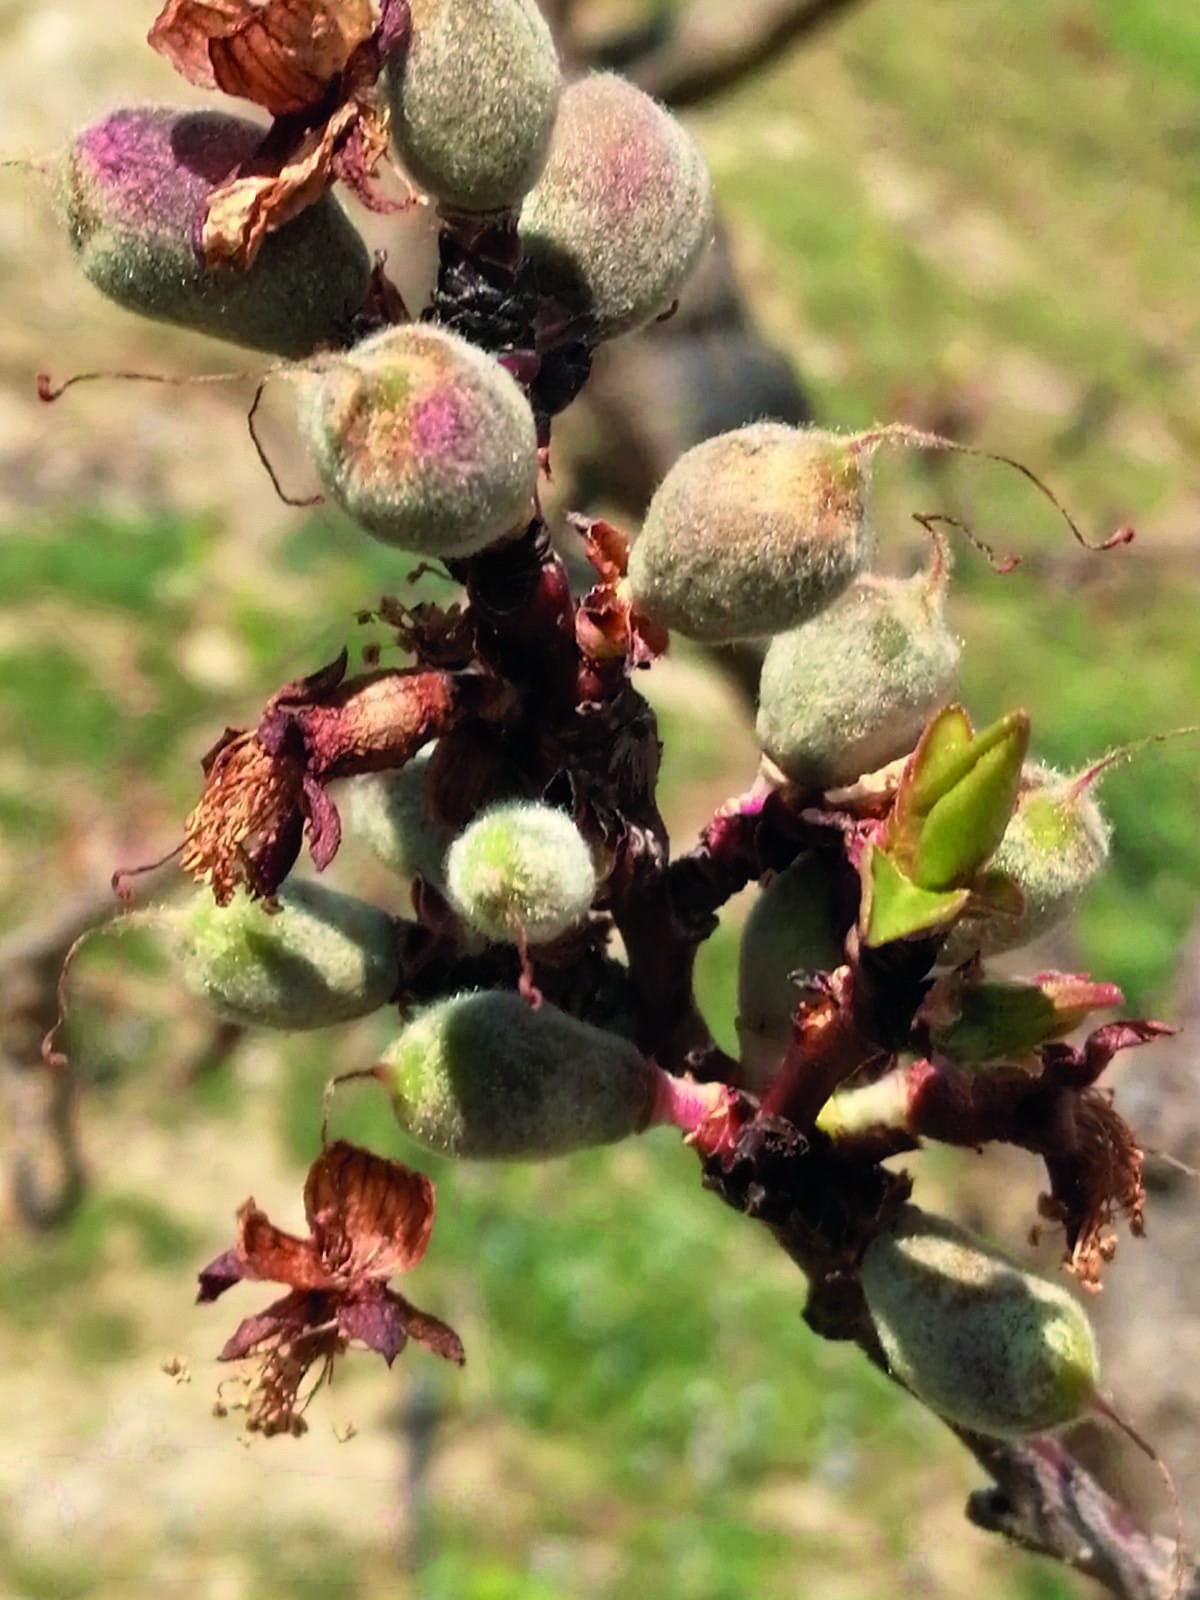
[736,853,845,1093]
[304,324,538,557]
[757,540,961,789]
[519,73,715,341]
[943,763,1110,962]
[177,880,400,1030]
[862,1205,1100,1438]
[62,108,371,356]
[387,0,562,214]
[627,424,872,642]
[377,989,655,1158]
[339,746,453,890]
[445,801,596,946]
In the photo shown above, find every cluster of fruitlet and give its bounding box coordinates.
[47,0,1183,1562]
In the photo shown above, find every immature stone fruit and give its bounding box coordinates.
[757,545,961,788]
[63,108,371,357]
[304,324,538,557]
[446,801,596,945]
[862,1206,1100,1437]
[387,0,561,213]
[628,425,872,642]
[341,747,453,889]
[944,765,1110,961]
[520,73,715,341]
[177,880,399,1030]
[378,989,655,1158]
[737,854,844,1092]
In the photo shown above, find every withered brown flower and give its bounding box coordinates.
[198,1140,463,1437]
[181,651,477,903]
[148,0,410,267]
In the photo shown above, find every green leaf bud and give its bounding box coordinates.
[519,73,715,341]
[176,880,400,1030]
[627,425,872,642]
[387,0,562,214]
[445,801,596,945]
[340,747,453,889]
[304,323,538,557]
[862,1205,1100,1437]
[736,854,844,1092]
[756,543,961,788]
[62,108,371,357]
[377,989,654,1158]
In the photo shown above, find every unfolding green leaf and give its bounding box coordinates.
[862,844,969,947]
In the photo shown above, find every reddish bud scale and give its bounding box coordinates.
[63,108,371,355]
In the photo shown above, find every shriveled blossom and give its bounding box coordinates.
[181,652,478,903]
[198,1140,463,1437]
[148,0,410,266]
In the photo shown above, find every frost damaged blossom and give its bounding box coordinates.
[198,1140,463,1437]
[903,1015,1173,1289]
[182,652,476,903]
[148,0,411,266]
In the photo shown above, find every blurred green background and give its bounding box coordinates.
[1,1,1198,1597]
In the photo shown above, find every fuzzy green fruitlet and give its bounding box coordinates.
[944,765,1110,962]
[736,853,844,1093]
[862,1206,1100,1437]
[757,541,961,788]
[305,323,539,557]
[378,989,655,1158]
[446,801,596,945]
[340,747,453,889]
[520,73,714,341]
[64,108,371,357]
[387,0,561,214]
[627,424,872,642]
[176,880,400,1030]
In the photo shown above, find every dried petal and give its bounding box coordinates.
[335,1285,463,1368]
[201,102,359,267]
[149,0,375,115]
[218,1288,324,1359]
[239,1200,332,1288]
[387,1289,466,1366]
[305,1139,435,1280]
[181,731,306,904]
[1042,1017,1176,1088]
[196,1247,249,1304]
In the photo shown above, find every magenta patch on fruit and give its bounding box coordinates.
[410,388,470,462]
[73,109,260,233]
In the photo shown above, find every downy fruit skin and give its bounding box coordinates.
[942,765,1110,962]
[63,108,371,357]
[628,425,872,642]
[446,801,596,945]
[519,73,715,341]
[380,989,654,1158]
[340,747,453,889]
[756,554,961,788]
[737,854,844,1092]
[305,323,538,557]
[862,1206,1099,1438]
[178,880,400,1030]
[387,0,561,213]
